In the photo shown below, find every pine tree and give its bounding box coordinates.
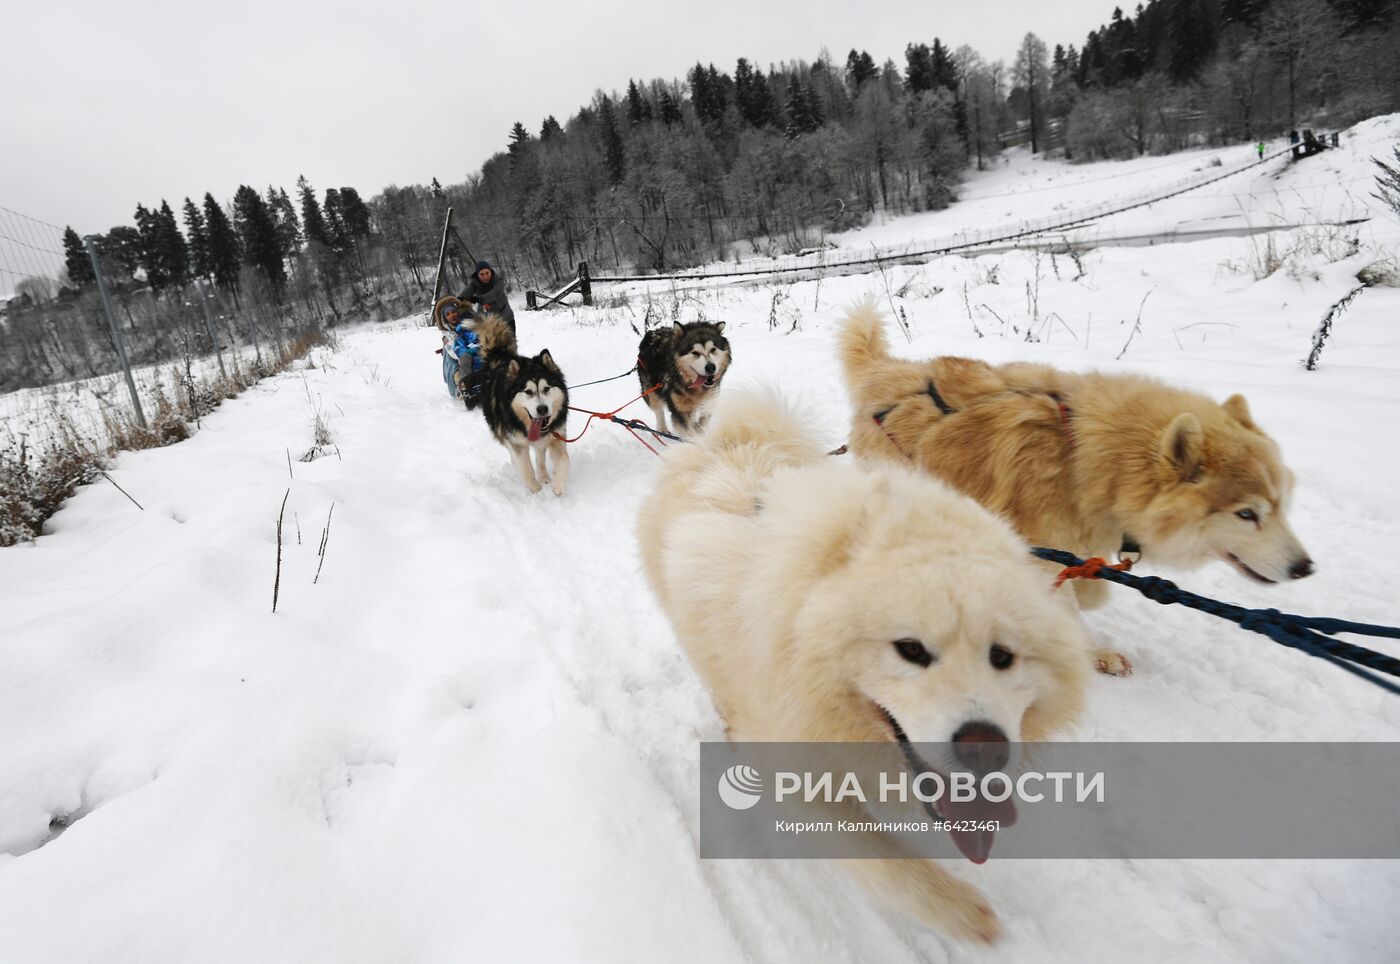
[658,90,681,125]
[930,39,958,92]
[508,121,532,164]
[297,177,327,247]
[183,198,211,283]
[337,187,372,242]
[735,58,776,128]
[323,188,346,254]
[134,203,172,291]
[202,194,241,294]
[62,226,95,288]
[845,49,878,90]
[540,115,564,140]
[905,43,936,93]
[784,77,823,136]
[598,96,626,185]
[156,200,189,289]
[232,185,286,296]
[266,187,301,260]
[625,79,652,125]
[297,176,338,295]
[102,226,144,285]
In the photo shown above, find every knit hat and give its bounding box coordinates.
[474,260,493,274]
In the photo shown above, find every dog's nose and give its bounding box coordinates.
[952,721,1009,771]
[535,405,549,417]
[1289,557,1316,580]
[705,362,716,374]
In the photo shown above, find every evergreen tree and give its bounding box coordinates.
[540,115,564,140]
[232,185,286,296]
[905,43,936,92]
[845,49,878,90]
[689,62,730,123]
[323,188,347,254]
[337,188,372,243]
[297,177,328,247]
[156,200,189,289]
[625,79,653,125]
[784,77,824,136]
[735,58,777,127]
[508,121,532,164]
[134,202,177,291]
[266,187,301,259]
[102,226,144,284]
[431,177,444,199]
[930,39,958,92]
[1165,0,1218,83]
[201,195,241,294]
[598,96,626,185]
[62,226,95,288]
[658,89,681,125]
[183,198,211,283]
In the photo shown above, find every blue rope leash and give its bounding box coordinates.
[1030,547,1400,696]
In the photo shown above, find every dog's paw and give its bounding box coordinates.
[1094,649,1134,677]
[946,893,1002,946]
[551,479,566,497]
[524,478,543,494]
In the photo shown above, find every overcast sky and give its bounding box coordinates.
[3,0,1115,245]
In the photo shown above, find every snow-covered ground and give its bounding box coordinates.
[4,116,1400,962]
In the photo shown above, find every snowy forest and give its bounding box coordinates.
[2,0,1398,391]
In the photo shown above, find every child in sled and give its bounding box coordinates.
[436,297,486,405]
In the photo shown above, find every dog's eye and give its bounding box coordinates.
[893,638,933,667]
[1235,508,1258,522]
[989,644,1016,670]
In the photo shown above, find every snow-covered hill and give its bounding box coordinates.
[4,117,1400,962]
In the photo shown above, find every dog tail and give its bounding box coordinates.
[474,313,518,361]
[838,297,891,379]
[694,387,826,464]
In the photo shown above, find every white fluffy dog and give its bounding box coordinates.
[637,388,1092,943]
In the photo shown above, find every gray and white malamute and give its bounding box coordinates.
[637,321,732,436]
[475,315,571,496]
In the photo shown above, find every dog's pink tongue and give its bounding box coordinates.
[689,372,706,389]
[528,417,544,442]
[944,793,1017,864]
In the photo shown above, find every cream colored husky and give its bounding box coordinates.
[637,388,1090,943]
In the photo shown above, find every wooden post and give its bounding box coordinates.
[428,206,453,323]
[526,290,539,310]
[578,261,592,306]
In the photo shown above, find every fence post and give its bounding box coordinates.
[85,236,147,429]
[428,206,453,323]
[578,261,592,306]
[197,280,226,379]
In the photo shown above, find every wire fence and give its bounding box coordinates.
[591,146,1297,286]
[0,205,66,302]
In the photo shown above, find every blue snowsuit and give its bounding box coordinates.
[442,324,483,397]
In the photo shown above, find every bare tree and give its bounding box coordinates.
[1012,33,1050,154]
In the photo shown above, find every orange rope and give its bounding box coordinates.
[1052,555,1133,590]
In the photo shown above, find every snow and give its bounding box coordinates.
[4,116,1400,962]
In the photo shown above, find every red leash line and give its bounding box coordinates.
[552,383,664,449]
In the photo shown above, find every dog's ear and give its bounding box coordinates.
[538,349,559,372]
[1159,412,1204,480]
[1222,393,1257,430]
[507,359,520,381]
[714,321,726,334]
[671,322,686,339]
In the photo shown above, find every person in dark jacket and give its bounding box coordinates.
[457,261,515,334]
